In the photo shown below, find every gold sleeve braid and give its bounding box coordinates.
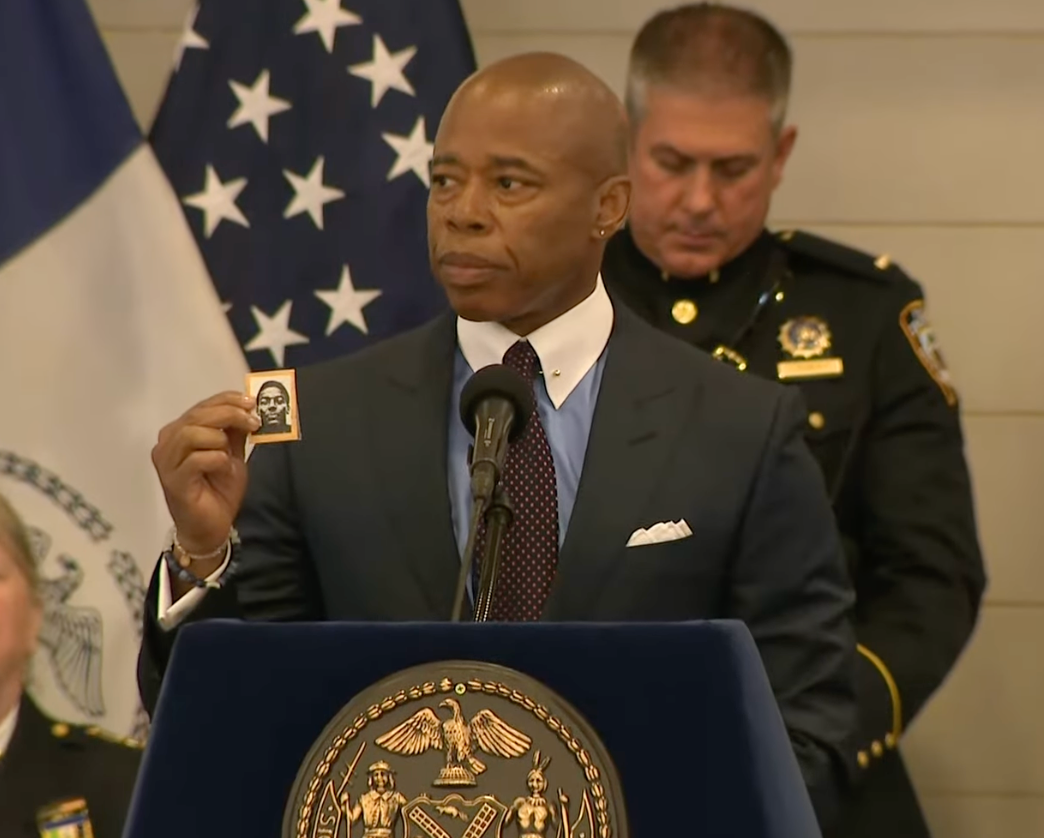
[856,644,903,768]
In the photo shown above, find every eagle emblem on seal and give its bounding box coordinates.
[376,697,532,786]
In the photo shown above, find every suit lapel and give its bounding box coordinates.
[543,305,700,618]
[367,312,462,618]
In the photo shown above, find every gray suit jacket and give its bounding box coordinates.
[139,302,857,821]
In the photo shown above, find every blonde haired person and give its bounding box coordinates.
[0,493,142,838]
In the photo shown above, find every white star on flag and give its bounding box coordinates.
[315,265,382,336]
[183,165,250,238]
[293,0,362,53]
[244,301,310,367]
[227,70,292,143]
[283,156,345,230]
[174,4,209,71]
[348,35,417,108]
[382,117,433,187]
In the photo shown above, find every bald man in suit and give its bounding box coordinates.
[140,52,857,825]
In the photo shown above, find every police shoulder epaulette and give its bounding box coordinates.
[775,229,906,283]
[83,724,145,750]
[49,719,142,750]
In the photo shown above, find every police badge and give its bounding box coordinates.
[776,316,844,381]
[283,661,628,838]
[778,316,832,359]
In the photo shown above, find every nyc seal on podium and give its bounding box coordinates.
[283,662,628,838]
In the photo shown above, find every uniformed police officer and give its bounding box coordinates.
[0,493,142,838]
[601,5,987,836]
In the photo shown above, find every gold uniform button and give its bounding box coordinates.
[874,254,892,270]
[885,733,898,750]
[51,723,70,738]
[871,740,885,758]
[808,411,825,430]
[672,299,698,325]
[857,751,870,769]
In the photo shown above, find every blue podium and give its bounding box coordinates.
[123,620,819,837]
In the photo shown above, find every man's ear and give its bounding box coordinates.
[593,175,631,239]
[771,125,798,190]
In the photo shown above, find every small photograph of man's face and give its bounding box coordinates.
[246,370,300,443]
[257,381,290,434]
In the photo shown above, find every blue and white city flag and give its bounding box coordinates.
[0,0,247,739]
[152,0,477,369]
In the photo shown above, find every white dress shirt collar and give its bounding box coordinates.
[456,274,614,409]
[0,700,19,756]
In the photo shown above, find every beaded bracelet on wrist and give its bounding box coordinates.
[173,531,228,564]
[162,528,241,590]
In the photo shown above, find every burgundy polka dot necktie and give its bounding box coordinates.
[475,340,560,621]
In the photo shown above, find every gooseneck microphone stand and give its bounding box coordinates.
[450,446,516,622]
[450,364,532,622]
[472,484,514,621]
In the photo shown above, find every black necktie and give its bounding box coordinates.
[473,340,560,620]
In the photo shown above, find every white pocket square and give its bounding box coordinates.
[626,519,692,547]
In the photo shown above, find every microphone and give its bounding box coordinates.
[459,365,533,504]
[451,364,534,622]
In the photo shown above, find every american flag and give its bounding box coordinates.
[150,0,476,369]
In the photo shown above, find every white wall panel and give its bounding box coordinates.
[903,606,1044,793]
[462,0,1044,35]
[920,795,1044,838]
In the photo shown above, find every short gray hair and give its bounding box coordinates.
[625,3,793,134]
